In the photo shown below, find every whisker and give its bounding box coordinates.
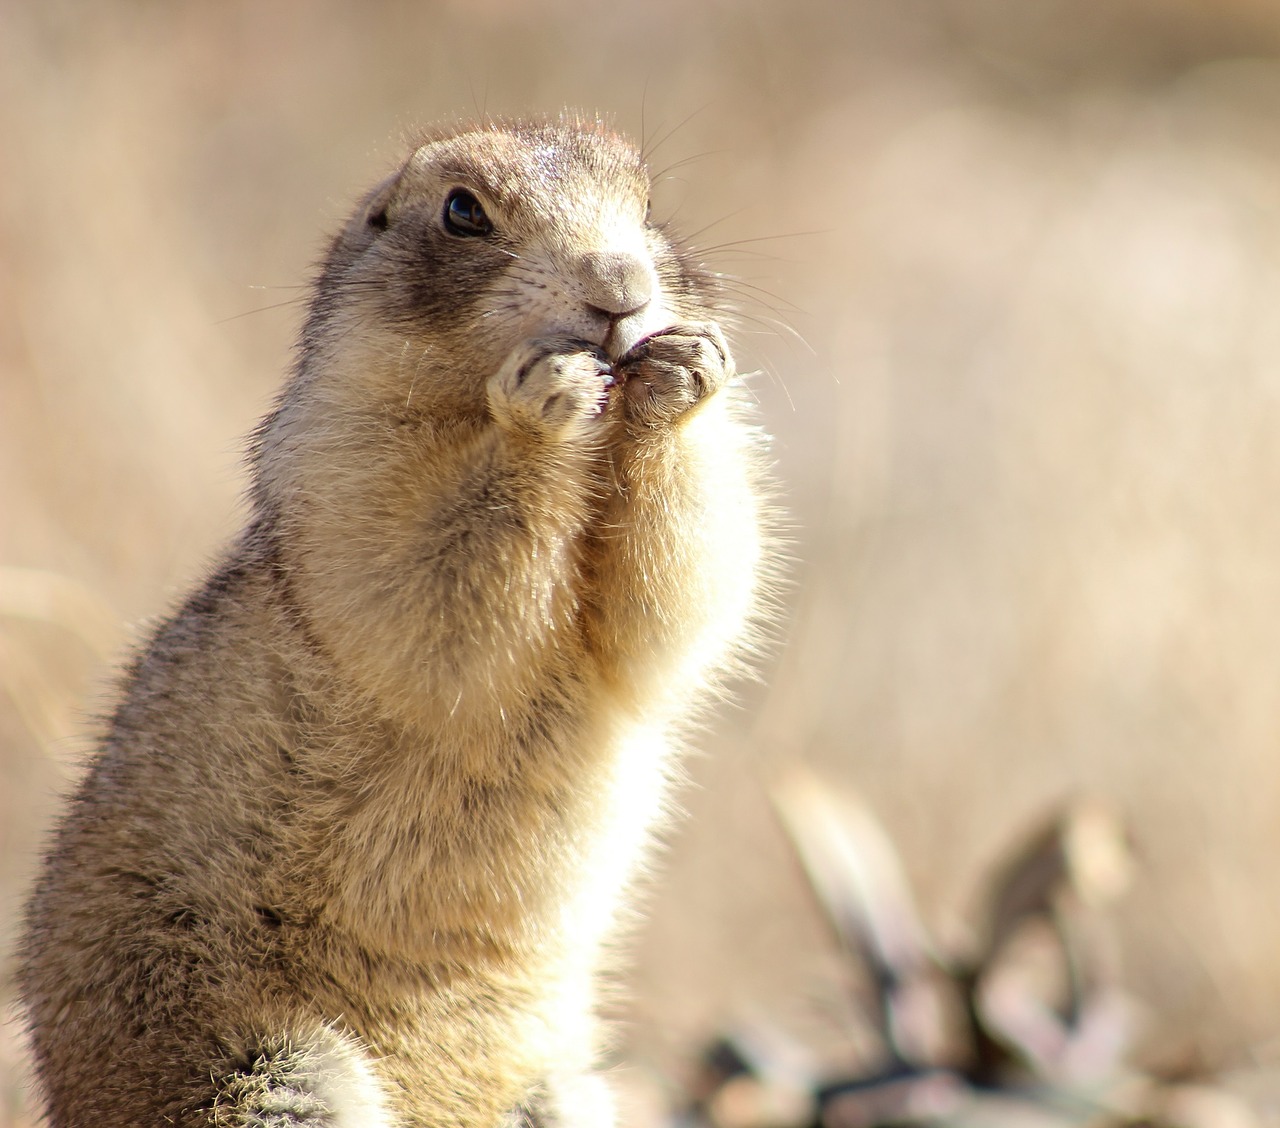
[694,230,830,255]
[217,295,310,325]
[698,247,795,265]
[722,304,810,350]
[714,276,807,317]
[673,209,749,246]
[640,103,713,164]
[649,150,729,182]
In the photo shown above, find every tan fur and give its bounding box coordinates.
[17,115,772,1128]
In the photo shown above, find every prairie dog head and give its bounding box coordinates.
[295,117,720,419]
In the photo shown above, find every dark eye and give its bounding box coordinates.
[443,188,492,237]
[644,198,652,224]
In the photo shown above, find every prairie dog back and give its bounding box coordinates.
[18,115,771,1128]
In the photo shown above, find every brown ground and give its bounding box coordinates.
[6,1,1280,1123]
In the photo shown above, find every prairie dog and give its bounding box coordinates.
[17,116,770,1127]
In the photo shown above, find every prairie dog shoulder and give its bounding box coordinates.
[19,115,773,1128]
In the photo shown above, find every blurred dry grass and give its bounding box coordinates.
[6,0,1280,1122]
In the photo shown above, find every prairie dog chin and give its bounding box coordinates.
[18,114,773,1128]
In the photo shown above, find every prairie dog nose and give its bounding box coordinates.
[579,251,654,317]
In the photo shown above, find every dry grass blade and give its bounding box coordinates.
[0,567,120,661]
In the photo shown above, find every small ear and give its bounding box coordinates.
[358,171,402,233]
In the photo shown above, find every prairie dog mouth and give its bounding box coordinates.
[605,324,641,363]
[604,305,671,363]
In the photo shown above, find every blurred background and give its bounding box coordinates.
[6,0,1280,1122]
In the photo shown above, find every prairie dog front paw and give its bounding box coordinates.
[615,322,732,432]
[489,337,614,439]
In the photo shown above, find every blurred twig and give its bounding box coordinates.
[674,769,1265,1128]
